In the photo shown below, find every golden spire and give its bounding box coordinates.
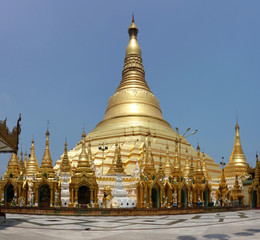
[20,151,26,175]
[231,174,242,201]
[26,138,39,177]
[140,143,146,170]
[202,152,209,180]
[88,142,93,166]
[101,16,166,124]
[60,138,71,173]
[143,130,155,179]
[225,121,248,177]
[4,153,20,179]
[196,145,202,172]
[158,151,164,180]
[189,155,194,179]
[171,140,181,180]
[24,150,28,168]
[219,159,228,194]
[115,144,126,174]
[183,148,190,178]
[107,142,119,175]
[163,144,171,177]
[254,153,260,185]
[40,129,55,177]
[194,145,204,183]
[75,129,92,175]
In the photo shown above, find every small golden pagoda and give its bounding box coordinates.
[37,130,55,179]
[4,153,20,179]
[193,146,211,205]
[69,130,99,207]
[114,144,126,175]
[249,154,260,208]
[26,139,39,179]
[0,153,24,206]
[33,130,59,207]
[170,141,182,206]
[216,161,230,206]
[137,132,163,208]
[224,121,249,177]
[231,175,243,205]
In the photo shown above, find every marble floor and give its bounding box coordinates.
[0,210,260,240]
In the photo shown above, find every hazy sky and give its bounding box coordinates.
[1,0,260,175]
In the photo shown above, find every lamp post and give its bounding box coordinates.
[98,142,108,176]
[175,127,198,166]
[219,157,225,207]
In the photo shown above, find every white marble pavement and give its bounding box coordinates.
[0,210,260,240]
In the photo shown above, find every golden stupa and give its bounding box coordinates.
[224,121,249,177]
[54,16,221,178]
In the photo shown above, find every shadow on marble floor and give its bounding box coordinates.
[0,217,28,230]
[203,234,230,240]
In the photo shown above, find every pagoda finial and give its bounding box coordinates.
[132,12,135,22]
[60,138,71,173]
[26,138,39,177]
[46,120,50,135]
[40,128,54,177]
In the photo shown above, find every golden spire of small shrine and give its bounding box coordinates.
[88,142,93,166]
[40,129,55,177]
[20,150,26,175]
[202,152,209,180]
[225,120,248,177]
[183,147,190,178]
[254,153,260,185]
[26,138,39,177]
[164,144,171,177]
[143,130,155,179]
[171,140,181,180]
[24,150,28,168]
[60,138,71,173]
[75,129,92,175]
[194,145,204,184]
[115,144,126,175]
[4,152,20,179]
[158,151,164,180]
[196,145,202,172]
[107,142,119,175]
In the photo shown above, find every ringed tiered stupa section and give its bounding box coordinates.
[54,16,221,179]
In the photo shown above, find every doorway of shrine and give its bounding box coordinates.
[151,187,159,208]
[181,188,187,207]
[203,190,209,207]
[78,186,90,205]
[5,184,14,206]
[39,184,50,208]
[251,191,257,208]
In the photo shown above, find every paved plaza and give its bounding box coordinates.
[0,210,260,239]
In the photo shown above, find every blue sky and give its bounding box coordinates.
[1,0,260,175]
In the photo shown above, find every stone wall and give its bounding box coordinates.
[1,206,249,216]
